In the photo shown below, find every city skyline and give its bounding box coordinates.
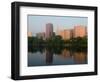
[28,15,87,36]
[28,15,88,67]
[28,23,87,40]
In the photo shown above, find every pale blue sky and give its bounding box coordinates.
[28,15,87,36]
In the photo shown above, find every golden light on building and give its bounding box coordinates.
[57,29,71,40]
[73,25,86,38]
[28,32,32,37]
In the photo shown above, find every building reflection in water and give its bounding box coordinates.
[59,48,87,64]
[44,48,87,65]
[45,49,53,65]
[73,52,87,64]
[61,49,71,59]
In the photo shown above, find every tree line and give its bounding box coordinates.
[28,35,87,51]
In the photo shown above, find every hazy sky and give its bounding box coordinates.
[28,15,87,36]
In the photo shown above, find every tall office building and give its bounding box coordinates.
[73,25,86,38]
[28,32,32,37]
[45,23,53,39]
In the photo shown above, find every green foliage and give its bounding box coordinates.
[45,35,64,47]
[69,36,87,48]
[28,36,87,52]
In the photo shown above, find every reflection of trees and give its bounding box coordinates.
[28,35,87,64]
[28,46,44,53]
[28,46,87,65]
[28,45,87,55]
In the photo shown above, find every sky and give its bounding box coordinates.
[28,15,87,36]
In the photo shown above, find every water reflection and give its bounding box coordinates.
[73,52,87,64]
[45,49,53,65]
[28,47,87,66]
[61,49,71,59]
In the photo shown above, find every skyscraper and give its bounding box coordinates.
[73,25,86,38]
[46,23,53,39]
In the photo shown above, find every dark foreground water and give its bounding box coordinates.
[28,47,87,66]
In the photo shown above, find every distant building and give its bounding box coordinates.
[46,23,53,39]
[73,25,86,38]
[28,32,32,37]
[64,29,71,40]
[58,29,71,40]
[58,30,64,39]
[36,32,45,40]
